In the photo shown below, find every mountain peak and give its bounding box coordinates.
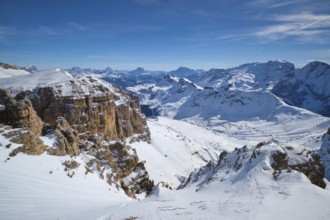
[104,67,113,72]
[24,65,38,73]
[129,67,146,74]
[303,61,330,71]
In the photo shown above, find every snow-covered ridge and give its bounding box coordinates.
[0,68,125,99]
[180,141,325,190]
[199,60,295,92]
[0,68,73,94]
[0,66,30,79]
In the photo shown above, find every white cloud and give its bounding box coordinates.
[247,0,299,8]
[67,22,87,31]
[0,26,16,41]
[255,12,330,43]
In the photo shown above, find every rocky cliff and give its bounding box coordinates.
[0,69,153,197]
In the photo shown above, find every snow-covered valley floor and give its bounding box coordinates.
[1,115,330,220]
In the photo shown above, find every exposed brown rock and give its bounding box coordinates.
[89,141,154,197]
[30,86,148,141]
[9,130,46,156]
[290,153,326,189]
[120,162,154,197]
[0,90,43,135]
[271,150,326,189]
[271,151,288,170]
[62,159,80,170]
[48,117,79,156]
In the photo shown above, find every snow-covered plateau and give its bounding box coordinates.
[1,61,330,220]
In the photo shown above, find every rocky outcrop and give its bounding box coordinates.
[48,117,79,156]
[29,83,149,142]
[0,90,43,135]
[272,150,326,188]
[0,89,45,155]
[0,74,153,198]
[7,129,46,156]
[85,140,154,197]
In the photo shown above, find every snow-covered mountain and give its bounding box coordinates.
[127,74,203,118]
[198,60,294,91]
[169,66,205,81]
[0,62,30,79]
[1,60,330,220]
[273,61,330,117]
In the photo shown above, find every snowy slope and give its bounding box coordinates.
[0,68,126,100]
[175,88,283,121]
[0,126,131,220]
[90,118,330,220]
[0,68,73,94]
[100,177,330,220]
[0,66,30,79]
[130,117,242,187]
[1,113,330,219]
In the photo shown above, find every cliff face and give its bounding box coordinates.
[0,72,153,197]
[31,86,148,141]
[0,90,43,135]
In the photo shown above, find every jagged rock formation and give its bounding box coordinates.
[48,117,79,156]
[0,71,153,198]
[84,140,154,198]
[0,90,43,135]
[0,90,45,155]
[6,129,46,156]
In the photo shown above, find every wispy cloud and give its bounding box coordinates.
[248,0,300,8]
[0,26,16,41]
[176,10,330,47]
[255,12,330,43]
[67,22,87,31]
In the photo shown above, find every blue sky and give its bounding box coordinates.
[1,0,330,70]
